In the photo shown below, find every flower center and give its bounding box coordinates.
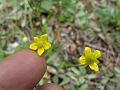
[37,41,43,48]
[87,56,96,63]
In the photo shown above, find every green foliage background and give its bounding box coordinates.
[0,0,120,90]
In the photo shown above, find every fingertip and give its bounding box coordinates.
[19,49,47,72]
[0,49,47,90]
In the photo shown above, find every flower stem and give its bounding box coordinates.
[66,64,82,67]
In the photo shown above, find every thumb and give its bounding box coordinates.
[0,49,47,90]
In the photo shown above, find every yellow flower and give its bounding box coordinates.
[29,34,51,55]
[79,47,101,72]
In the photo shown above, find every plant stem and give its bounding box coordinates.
[66,64,82,67]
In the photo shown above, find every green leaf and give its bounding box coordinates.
[60,77,70,85]
[69,85,76,90]
[101,77,109,85]
[0,53,4,61]
[114,12,120,26]
[80,84,88,90]
[79,66,86,75]
[116,79,120,90]
[115,67,120,73]
[52,75,59,84]
[41,1,53,11]
[0,0,5,4]
[79,77,85,85]
[0,40,6,48]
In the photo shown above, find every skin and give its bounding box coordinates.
[0,49,64,90]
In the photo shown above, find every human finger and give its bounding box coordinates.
[0,49,47,90]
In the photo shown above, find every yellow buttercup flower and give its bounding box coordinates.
[29,34,51,56]
[79,47,101,72]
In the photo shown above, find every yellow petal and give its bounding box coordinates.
[34,37,39,42]
[79,56,87,65]
[29,43,38,50]
[41,34,48,41]
[93,50,101,58]
[84,47,92,58]
[89,63,99,72]
[44,42,51,50]
[37,48,44,55]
